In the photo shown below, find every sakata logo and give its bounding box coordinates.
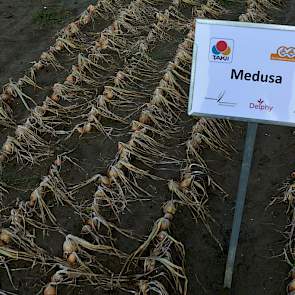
[209,38,234,63]
[270,46,295,62]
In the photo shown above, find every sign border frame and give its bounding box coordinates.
[188,19,295,127]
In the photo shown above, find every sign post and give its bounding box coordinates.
[188,19,295,289]
[223,122,257,288]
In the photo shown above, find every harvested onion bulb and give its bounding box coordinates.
[44,284,56,295]
[163,200,176,215]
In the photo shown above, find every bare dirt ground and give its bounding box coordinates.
[0,1,295,295]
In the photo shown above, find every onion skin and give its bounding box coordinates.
[164,213,173,220]
[0,153,7,162]
[144,257,156,272]
[84,123,92,133]
[1,93,13,103]
[179,174,193,189]
[63,238,77,256]
[291,172,295,179]
[0,230,11,244]
[157,230,168,241]
[44,284,56,295]
[288,280,295,292]
[100,176,111,186]
[139,113,150,124]
[51,273,63,283]
[291,268,295,279]
[54,159,62,166]
[66,75,76,84]
[81,224,92,234]
[159,217,170,231]
[163,201,176,215]
[3,142,13,154]
[103,88,113,100]
[50,94,60,102]
[67,252,77,265]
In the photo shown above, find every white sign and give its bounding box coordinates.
[188,19,295,126]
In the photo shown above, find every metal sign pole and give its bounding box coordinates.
[224,122,258,289]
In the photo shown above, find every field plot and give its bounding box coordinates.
[0,0,295,295]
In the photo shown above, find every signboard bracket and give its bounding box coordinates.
[224,122,258,289]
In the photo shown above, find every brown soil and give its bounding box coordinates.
[0,1,295,295]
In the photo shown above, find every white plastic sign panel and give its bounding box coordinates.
[188,19,295,126]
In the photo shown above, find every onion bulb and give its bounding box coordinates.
[291,172,295,179]
[54,158,62,166]
[164,212,173,220]
[179,174,193,189]
[3,140,13,154]
[163,71,171,82]
[108,166,119,178]
[67,252,77,265]
[51,273,63,283]
[44,284,56,295]
[99,176,111,186]
[29,189,39,207]
[0,153,7,162]
[85,122,92,133]
[80,13,91,25]
[0,229,11,244]
[163,200,176,215]
[50,94,60,102]
[139,280,148,293]
[33,61,44,71]
[144,257,156,272]
[157,230,168,241]
[1,93,12,103]
[103,87,113,100]
[288,280,295,292]
[139,112,150,124]
[156,12,165,22]
[65,75,76,84]
[94,187,106,198]
[87,4,96,14]
[54,40,64,51]
[159,217,170,231]
[68,22,79,34]
[63,238,78,256]
[291,268,295,279]
[111,21,119,33]
[187,30,194,40]
[81,224,92,234]
[192,133,202,146]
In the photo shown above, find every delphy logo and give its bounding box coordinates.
[209,38,234,63]
[249,99,273,112]
[270,46,295,62]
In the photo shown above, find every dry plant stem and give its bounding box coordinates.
[239,0,285,22]
[121,200,188,295]
[0,0,176,164]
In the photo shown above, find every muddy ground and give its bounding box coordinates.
[0,0,295,295]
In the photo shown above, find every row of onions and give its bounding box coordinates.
[42,1,211,294]
[0,0,122,128]
[41,1,232,294]
[0,0,201,294]
[0,0,180,166]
